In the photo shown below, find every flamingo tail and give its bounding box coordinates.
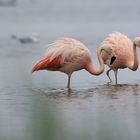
[32,56,62,73]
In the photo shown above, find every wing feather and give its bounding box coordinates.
[32,38,90,72]
[45,38,90,64]
[100,32,133,53]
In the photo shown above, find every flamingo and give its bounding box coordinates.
[32,38,109,89]
[99,32,140,85]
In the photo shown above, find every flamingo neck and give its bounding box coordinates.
[86,50,104,75]
[128,44,138,71]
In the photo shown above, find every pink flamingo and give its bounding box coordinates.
[100,32,140,84]
[32,38,108,89]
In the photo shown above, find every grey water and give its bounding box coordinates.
[1,0,140,140]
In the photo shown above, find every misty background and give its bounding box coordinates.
[1,0,140,37]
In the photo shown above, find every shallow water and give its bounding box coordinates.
[1,0,140,140]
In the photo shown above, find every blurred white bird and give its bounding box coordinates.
[11,32,40,44]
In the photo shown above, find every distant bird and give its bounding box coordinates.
[11,32,40,44]
[99,32,140,84]
[32,38,109,89]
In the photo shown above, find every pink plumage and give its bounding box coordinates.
[99,32,140,84]
[32,38,106,89]
[32,33,140,87]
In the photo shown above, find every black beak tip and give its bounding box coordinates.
[110,56,116,65]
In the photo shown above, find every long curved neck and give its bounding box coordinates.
[128,44,139,71]
[86,50,104,75]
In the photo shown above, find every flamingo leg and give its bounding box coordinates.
[106,69,112,83]
[67,74,71,89]
[114,70,118,85]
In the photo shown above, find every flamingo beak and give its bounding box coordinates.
[110,56,116,65]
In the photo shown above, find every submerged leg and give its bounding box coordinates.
[114,70,118,85]
[106,69,112,83]
[67,74,71,89]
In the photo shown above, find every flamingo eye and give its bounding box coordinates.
[110,56,116,65]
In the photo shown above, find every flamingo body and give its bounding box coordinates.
[32,38,105,88]
[32,38,91,74]
[101,32,133,69]
[99,32,139,84]
[32,33,140,87]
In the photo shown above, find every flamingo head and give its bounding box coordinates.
[99,46,113,55]
[134,37,140,47]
